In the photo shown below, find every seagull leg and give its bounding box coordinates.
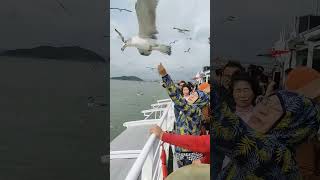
[121,44,127,51]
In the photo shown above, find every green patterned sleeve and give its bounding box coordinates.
[162,74,192,113]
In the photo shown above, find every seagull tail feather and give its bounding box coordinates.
[158,45,171,56]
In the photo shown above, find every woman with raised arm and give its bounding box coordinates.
[157,63,209,167]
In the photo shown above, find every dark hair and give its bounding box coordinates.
[187,82,194,89]
[248,64,264,77]
[181,84,191,95]
[215,69,222,76]
[285,68,293,75]
[178,80,186,86]
[223,61,245,72]
[230,72,258,103]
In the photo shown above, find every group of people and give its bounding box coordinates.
[150,61,320,179]
[157,63,210,167]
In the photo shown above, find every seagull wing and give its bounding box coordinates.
[135,0,159,39]
[114,28,125,42]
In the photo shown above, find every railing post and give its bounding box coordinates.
[124,102,172,180]
[141,145,154,180]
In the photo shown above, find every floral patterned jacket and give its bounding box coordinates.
[162,74,209,153]
[211,79,320,180]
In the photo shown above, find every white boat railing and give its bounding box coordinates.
[125,99,175,180]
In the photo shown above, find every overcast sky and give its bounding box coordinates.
[110,0,210,81]
[0,0,106,58]
[213,0,316,65]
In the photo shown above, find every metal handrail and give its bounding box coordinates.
[157,98,171,103]
[125,102,172,180]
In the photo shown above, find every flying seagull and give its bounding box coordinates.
[186,37,192,40]
[115,0,171,56]
[54,0,71,16]
[173,27,190,34]
[184,48,191,53]
[169,40,178,45]
[110,8,132,12]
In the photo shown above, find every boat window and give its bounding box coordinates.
[313,48,320,72]
[203,77,206,82]
[296,49,308,66]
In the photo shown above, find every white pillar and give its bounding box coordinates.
[291,51,297,67]
[307,43,314,67]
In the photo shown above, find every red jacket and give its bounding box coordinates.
[161,133,210,164]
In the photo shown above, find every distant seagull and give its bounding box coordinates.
[222,16,237,23]
[173,27,190,34]
[54,0,71,16]
[169,40,178,45]
[114,0,171,56]
[186,37,192,40]
[136,91,144,96]
[146,66,156,71]
[110,8,132,12]
[184,48,191,53]
[88,97,106,108]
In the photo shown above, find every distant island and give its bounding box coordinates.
[0,46,106,62]
[111,76,143,81]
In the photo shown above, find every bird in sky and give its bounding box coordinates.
[114,0,171,56]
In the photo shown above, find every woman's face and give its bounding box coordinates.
[233,80,255,108]
[247,95,283,133]
[182,87,190,96]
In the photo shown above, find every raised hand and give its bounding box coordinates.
[157,63,167,77]
[149,125,164,140]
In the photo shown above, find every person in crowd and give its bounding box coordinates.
[210,65,320,179]
[285,67,320,180]
[220,61,245,110]
[198,82,210,95]
[150,125,210,164]
[149,72,258,166]
[198,82,211,134]
[214,68,223,85]
[221,61,244,90]
[173,81,187,119]
[158,63,209,167]
[212,61,245,177]
[181,84,192,99]
[177,80,187,91]
[231,72,258,124]
[218,72,259,169]
[187,82,195,91]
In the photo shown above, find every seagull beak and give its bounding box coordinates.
[121,44,127,51]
